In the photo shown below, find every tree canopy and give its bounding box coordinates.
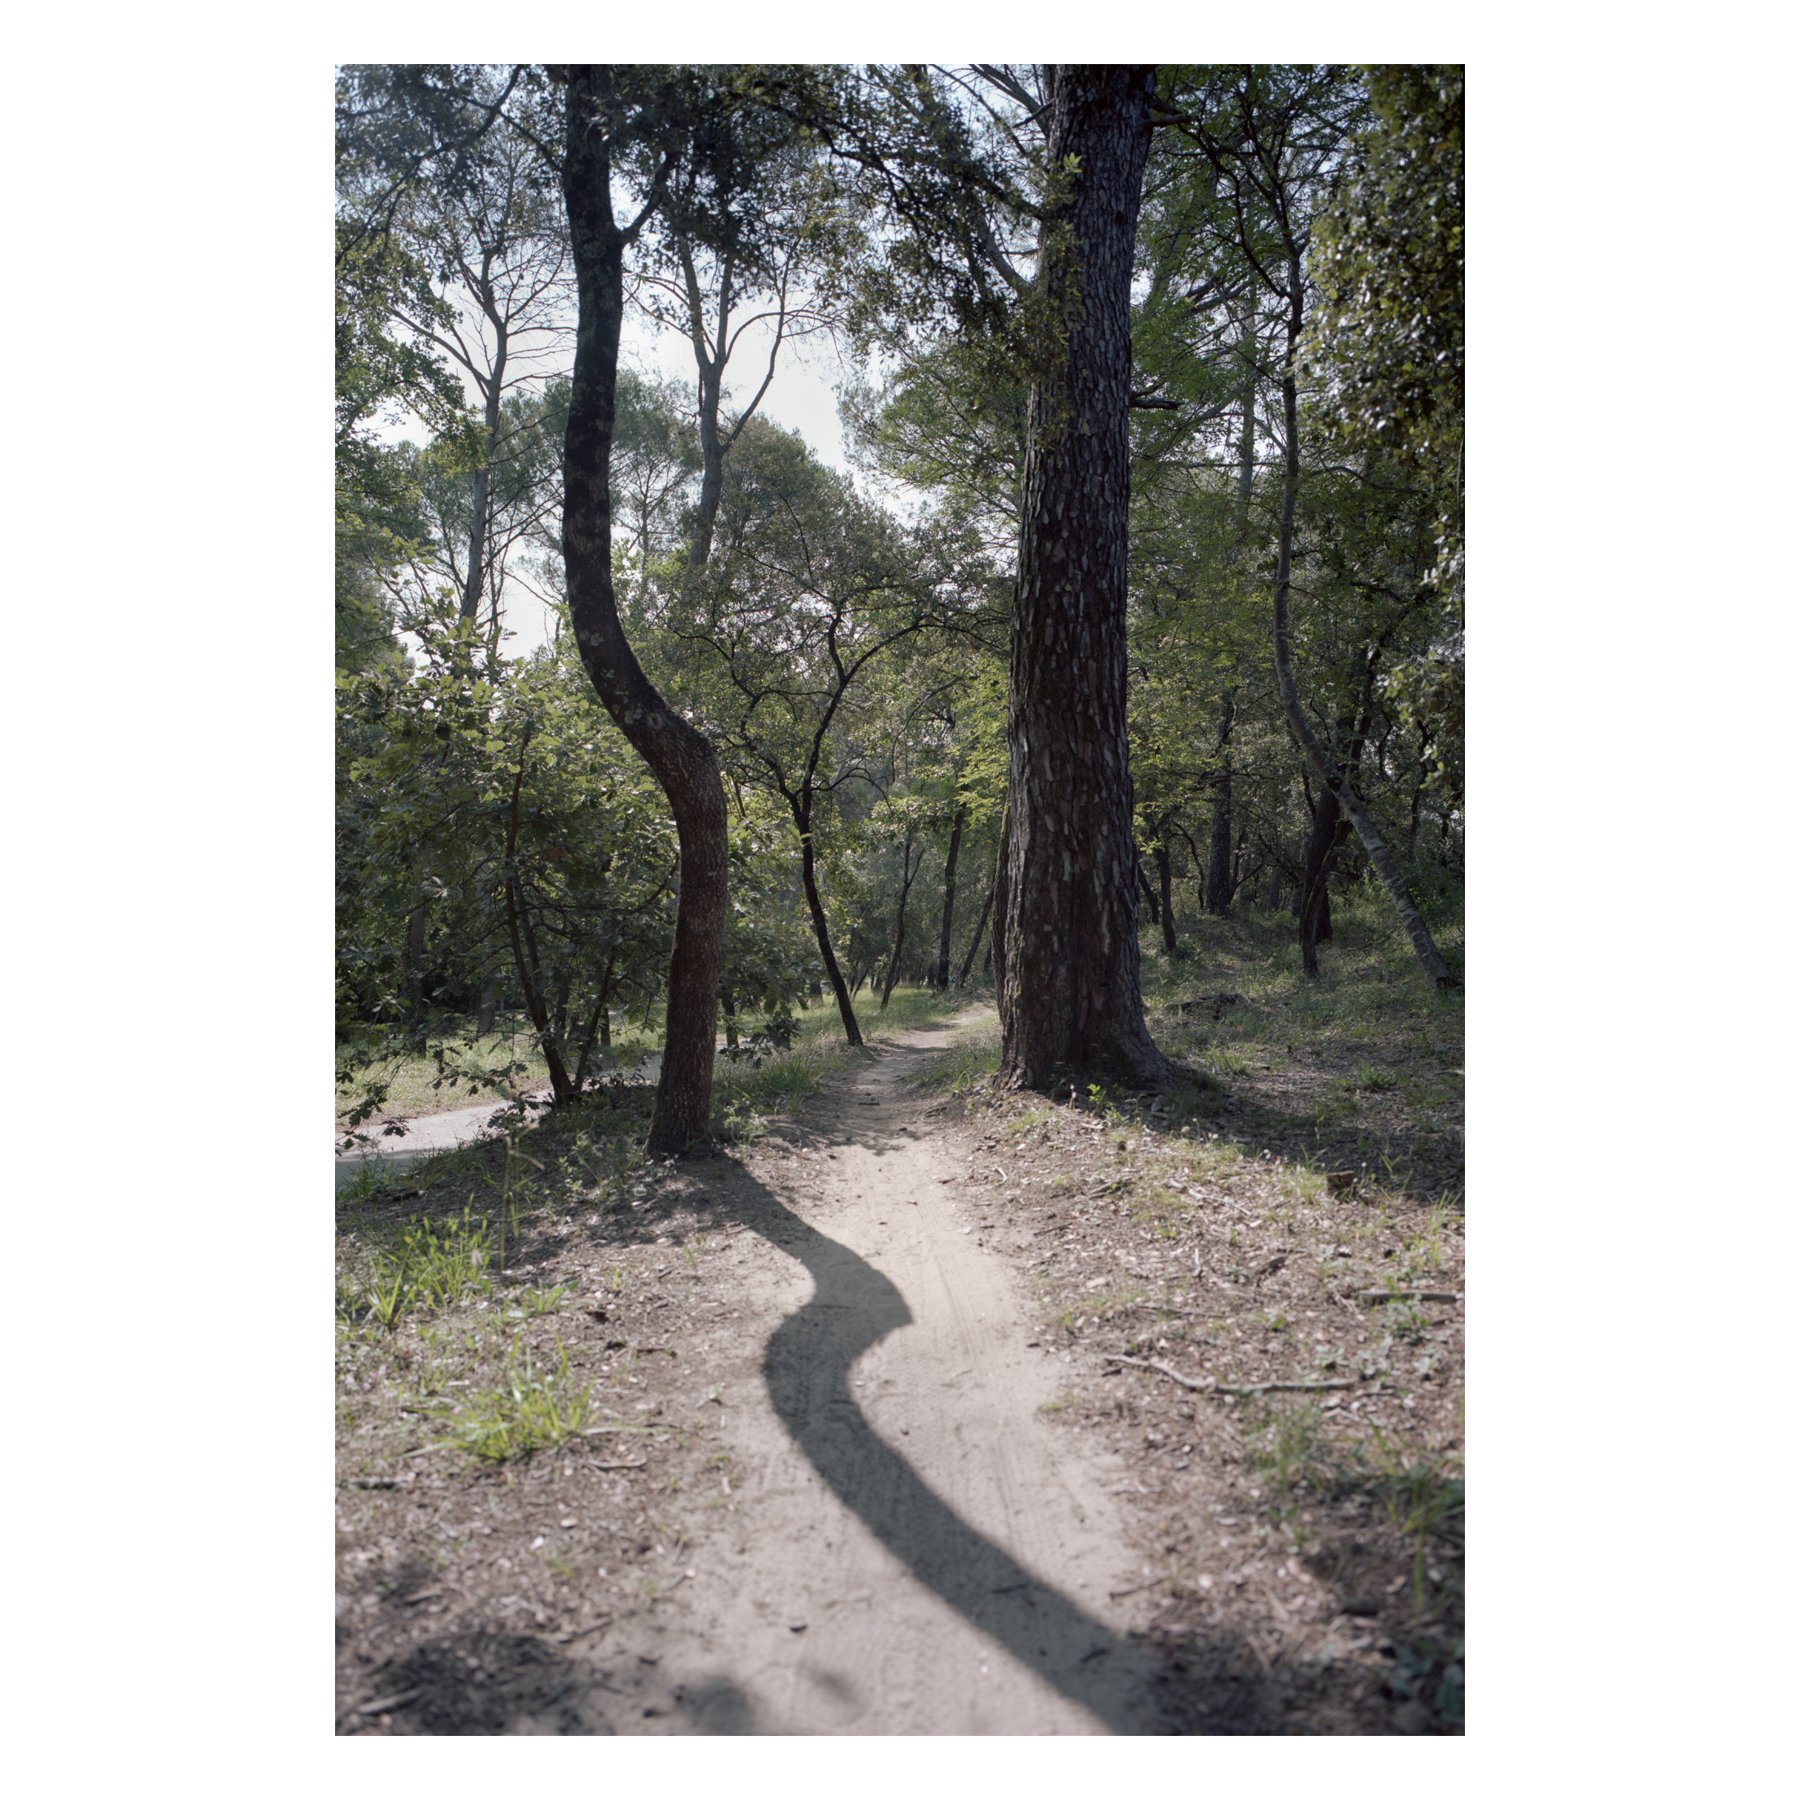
[336,62,1466,1139]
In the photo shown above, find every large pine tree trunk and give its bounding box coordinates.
[561,69,729,1151]
[999,65,1167,1091]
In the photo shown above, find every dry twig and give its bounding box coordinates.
[1101,1354,1356,1398]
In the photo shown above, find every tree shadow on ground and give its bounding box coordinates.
[684,1141,1289,1732]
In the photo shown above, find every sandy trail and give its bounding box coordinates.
[619,1023,1179,1735]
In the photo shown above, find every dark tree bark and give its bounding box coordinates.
[1204,783,1233,914]
[1205,699,1236,914]
[501,726,577,1106]
[1297,784,1348,976]
[999,65,1168,1091]
[561,69,730,1151]
[789,791,862,1046]
[933,802,966,989]
[880,833,924,1009]
[990,800,1010,997]
[405,899,428,1032]
[1268,237,1455,990]
[459,284,506,627]
[574,950,615,1089]
[1153,840,1177,954]
[1297,706,1367,973]
[1135,857,1160,925]
[957,874,995,988]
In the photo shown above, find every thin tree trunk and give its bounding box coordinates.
[1270,242,1456,990]
[958,875,995,988]
[790,794,862,1046]
[460,295,506,628]
[561,69,731,1150]
[1154,840,1177,953]
[405,898,428,1034]
[721,988,738,1051]
[933,802,966,989]
[1205,698,1236,914]
[1136,858,1160,925]
[501,727,576,1106]
[880,836,922,1010]
[1297,785,1344,976]
[990,800,1010,996]
[575,951,615,1090]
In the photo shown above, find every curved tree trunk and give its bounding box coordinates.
[561,68,729,1151]
[1000,64,1168,1090]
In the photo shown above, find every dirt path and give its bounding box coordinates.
[615,1024,1181,1733]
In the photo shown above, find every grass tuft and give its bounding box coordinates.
[446,1344,592,1462]
[338,1207,493,1331]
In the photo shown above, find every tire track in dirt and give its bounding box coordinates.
[633,1024,1183,1734]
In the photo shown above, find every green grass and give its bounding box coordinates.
[337,1206,493,1332]
[445,1344,593,1463]
[792,982,978,1047]
[712,1037,847,1138]
[337,1010,660,1126]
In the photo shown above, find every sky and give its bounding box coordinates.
[385,281,877,664]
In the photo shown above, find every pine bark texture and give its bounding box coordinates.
[561,70,730,1151]
[999,64,1167,1090]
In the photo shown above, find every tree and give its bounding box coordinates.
[999,65,1170,1090]
[663,419,976,1045]
[1307,65,1464,805]
[1175,64,1458,987]
[558,63,731,1152]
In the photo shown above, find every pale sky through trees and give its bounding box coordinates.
[382,292,865,663]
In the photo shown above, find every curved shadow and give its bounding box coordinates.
[722,1161,1183,1733]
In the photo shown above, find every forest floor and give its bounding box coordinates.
[335,911,1464,1735]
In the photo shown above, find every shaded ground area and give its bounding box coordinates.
[337,923,1463,1734]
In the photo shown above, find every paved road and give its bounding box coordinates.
[334,1056,664,1191]
[334,1097,542,1191]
